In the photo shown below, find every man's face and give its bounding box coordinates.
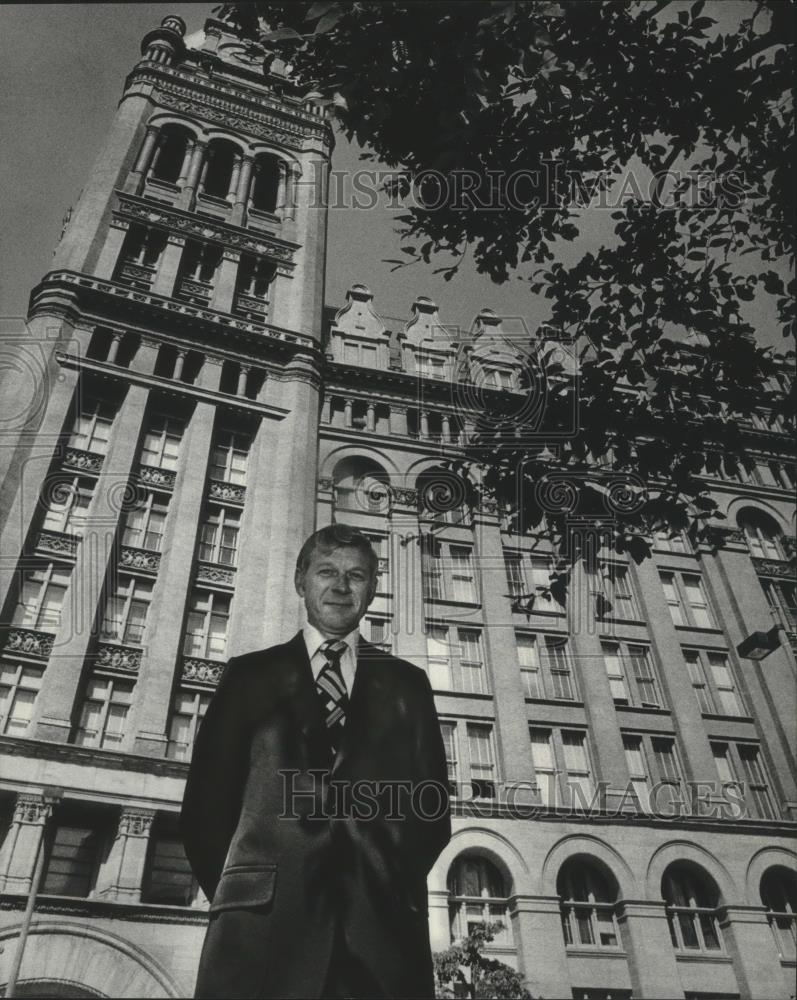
[295,544,377,637]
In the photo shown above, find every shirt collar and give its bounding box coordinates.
[302,622,360,662]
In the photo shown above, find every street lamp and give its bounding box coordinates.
[736,625,782,661]
[5,786,64,998]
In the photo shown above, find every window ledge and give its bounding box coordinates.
[674,951,732,964]
[597,617,648,628]
[432,688,493,700]
[700,712,755,724]
[525,697,585,708]
[565,946,627,959]
[424,598,483,609]
[674,625,724,635]
[615,703,671,716]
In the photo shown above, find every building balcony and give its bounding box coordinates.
[182,655,223,686]
[116,260,155,290]
[63,448,104,475]
[35,530,79,560]
[752,556,796,579]
[95,642,142,674]
[119,546,161,575]
[4,627,54,661]
[233,292,269,322]
[176,276,213,307]
[136,464,176,491]
[195,562,235,590]
[207,480,246,506]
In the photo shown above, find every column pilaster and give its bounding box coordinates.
[210,249,240,314]
[95,219,130,280]
[389,490,427,663]
[618,901,682,998]
[33,384,151,742]
[512,895,571,1000]
[471,505,534,798]
[95,808,155,901]
[132,402,215,755]
[0,794,52,894]
[150,234,186,298]
[721,904,793,1000]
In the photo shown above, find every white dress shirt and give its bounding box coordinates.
[302,623,360,695]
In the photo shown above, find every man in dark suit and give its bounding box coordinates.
[181,524,451,999]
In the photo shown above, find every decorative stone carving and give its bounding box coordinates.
[96,643,142,672]
[208,481,246,504]
[137,465,176,490]
[391,487,418,507]
[722,529,747,546]
[154,85,323,149]
[182,657,223,685]
[120,547,161,573]
[37,530,79,557]
[6,628,53,660]
[116,195,297,264]
[14,794,52,825]
[317,477,334,492]
[118,262,155,284]
[118,808,155,838]
[196,564,235,587]
[752,557,795,579]
[179,278,212,299]
[235,293,268,315]
[64,448,104,473]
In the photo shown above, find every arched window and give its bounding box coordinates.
[202,139,239,200]
[737,508,785,560]
[332,458,390,517]
[151,124,192,184]
[251,154,281,214]
[558,858,619,949]
[662,863,723,953]
[761,866,797,960]
[448,855,512,947]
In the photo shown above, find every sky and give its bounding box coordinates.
[0,3,788,349]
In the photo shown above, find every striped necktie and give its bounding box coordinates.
[315,639,349,753]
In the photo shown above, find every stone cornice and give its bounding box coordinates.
[55,352,295,421]
[0,734,189,780]
[320,425,466,457]
[0,896,208,924]
[116,193,299,264]
[124,61,332,148]
[29,270,319,358]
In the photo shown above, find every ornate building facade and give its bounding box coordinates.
[0,15,795,1000]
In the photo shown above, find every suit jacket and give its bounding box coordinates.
[180,632,451,1000]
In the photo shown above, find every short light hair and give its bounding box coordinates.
[295,524,378,579]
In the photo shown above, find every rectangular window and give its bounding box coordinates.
[0,663,44,735]
[467,724,496,799]
[183,591,231,661]
[504,551,525,599]
[14,564,71,633]
[209,431,250,486]
[683,649,745,717]
[561,730,595,808]
[624,733,685,814]
[143,834,196,906]
[660,572,716,629]
[517,633,541,698]
[364,533,389,593]
[426,625,452,690]
[422,547,444,602]
[542,637,576,701]
[101,576,152,645]
[364,616,391,652]
[738,745,775,820]
[623,735,651,812]
[42,822,104,897]
[166,689,211,761]
[530,728,557,806]
[762,580,796,632]
[596,564,638,620]
[529,556,560,611]
[198,506,241,566]
[69,400,114,456]
[450,546,477,603]
[41,477,92,536]
[140,416,182,470]
[74,676,134,749]
[440,721,459,796]
[121,492,168,551]
[602,642,662,708]
[457,629,485,694]
[653,529,691,553]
